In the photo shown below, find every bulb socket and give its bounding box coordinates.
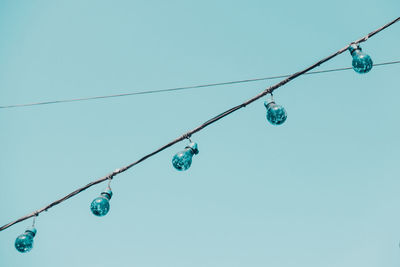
[185,142,199,155]
[101,189,113,200]
[348,43,361,55]
[264,101,275,109]
[25,227,37,237]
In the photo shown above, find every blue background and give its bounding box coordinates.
[0,1,399,266]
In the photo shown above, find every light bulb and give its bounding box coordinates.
[349,44,373,74]
[90,188,112,217]
[15,227,36,253]
[264,100,287,125]
[172,142,199,171]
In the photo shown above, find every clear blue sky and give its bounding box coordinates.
[0,1,399,266]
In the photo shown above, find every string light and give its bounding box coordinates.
[0,17,399,253]
[349,43,373,73]
[90,179,113,217]
[14,216,37,253]
[172,141,199,171]
[264,94,287,126]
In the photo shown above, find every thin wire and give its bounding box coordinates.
[0,60,399,110]
[0,16,399,232]
[32,214,37,228]
[107,177,112,189]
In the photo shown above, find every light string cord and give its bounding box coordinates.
[0,60,399,109]
[0,16,399,232]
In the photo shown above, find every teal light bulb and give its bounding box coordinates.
[172,142,199,171]
[264,101,287,125]
[15,227,36,253]
[90,188,112,217]
[349,44,373,74]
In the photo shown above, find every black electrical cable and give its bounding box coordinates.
[0,60,399,110]
[1,16,399,232]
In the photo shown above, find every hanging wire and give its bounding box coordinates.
[269,92,274,103]
[0,60,399,110]
[183,133,192,143]
[32,215,37,228]
[0,16,399,232]
[107,177,112,190]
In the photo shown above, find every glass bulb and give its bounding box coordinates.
[349,44,373,74]
[172,142,199,171]
[264,101,287,125]
[15,227,36,253]
[90,189,112,217]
